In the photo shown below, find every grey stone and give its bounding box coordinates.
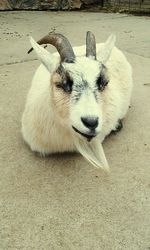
[82,0,100,4]
[40,0,60,10]
[0,0,12,10]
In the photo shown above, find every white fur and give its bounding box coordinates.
[22,35,132,170]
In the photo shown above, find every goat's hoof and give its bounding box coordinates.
[112,119,123,134]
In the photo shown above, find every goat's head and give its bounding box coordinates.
[29,31,116,143]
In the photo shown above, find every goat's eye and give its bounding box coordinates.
[56,83,63,89]
[96,75,109,91]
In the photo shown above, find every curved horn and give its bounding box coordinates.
[86,31,96,60]
[28,32,75,63]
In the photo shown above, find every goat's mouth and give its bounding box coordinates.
[72,126,97,142]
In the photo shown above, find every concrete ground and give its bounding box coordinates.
[0,11,150,250]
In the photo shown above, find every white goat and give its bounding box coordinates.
[21,32,132,171]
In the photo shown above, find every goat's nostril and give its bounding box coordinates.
[81,116,99,130]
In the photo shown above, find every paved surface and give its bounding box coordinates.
[0,11,150,250]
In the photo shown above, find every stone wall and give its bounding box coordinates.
[0,0,149,11]
[0,0,101,10]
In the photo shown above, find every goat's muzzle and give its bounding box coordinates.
[72,126,97,142]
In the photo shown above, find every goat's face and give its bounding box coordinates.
[51,57,109,141]
[30,32,115,141]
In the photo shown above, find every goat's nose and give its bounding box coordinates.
[81,116,99,130]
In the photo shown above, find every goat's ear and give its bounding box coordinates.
[30,37,58,72]
[97,34,116,64]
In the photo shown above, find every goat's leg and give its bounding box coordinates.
[112,119,123,134]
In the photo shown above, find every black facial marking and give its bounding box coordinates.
[82,79,88,89]
[72,91,82,102]
[56,65,73,93]
[96,64,109,91]
[65,76,73,93]
[93,89,99,102]
[72,80,88,103]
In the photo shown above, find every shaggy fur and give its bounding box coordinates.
[21,34,132,170]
